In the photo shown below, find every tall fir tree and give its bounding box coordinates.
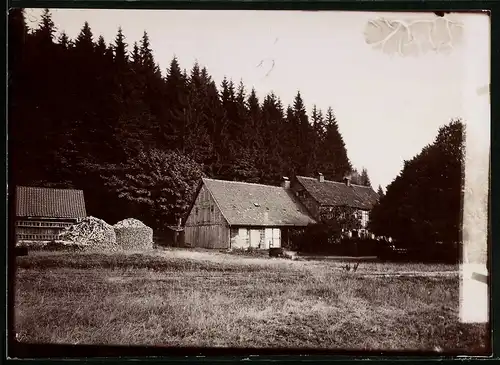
[258,93,287,184]
[33,8,56,45]
[310,105,325,176]
[360,167,372,187]
[163,56,189,150]
[377,185,385,198]
[131,41,140,69]
[319,107,352,181]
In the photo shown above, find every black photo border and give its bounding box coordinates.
[3,0,498,362]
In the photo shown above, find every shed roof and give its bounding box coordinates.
[16,186,87,219]
[202,178,316,227]
[295,176,379,210]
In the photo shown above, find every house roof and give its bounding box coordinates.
[16,186,87,219]
[295,176,379,210]
[202,178,316,227]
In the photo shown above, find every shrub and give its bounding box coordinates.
[293,224,342,254]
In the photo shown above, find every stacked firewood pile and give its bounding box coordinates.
[113,218,153,251]
[59,216,118,251]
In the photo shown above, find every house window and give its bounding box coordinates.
[210,205,214,213]
[239,228,250,247]
[264,228,281,248]
[360,210,369,228]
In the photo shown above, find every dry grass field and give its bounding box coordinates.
[14,248,488,353]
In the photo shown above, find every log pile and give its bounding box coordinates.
[113,218,153,251]
[59,216,118,251]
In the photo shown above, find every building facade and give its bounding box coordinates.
[15,186,87,243]
[290,173,379,234]
[184,178,316,249]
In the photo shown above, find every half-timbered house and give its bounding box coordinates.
[290,173,379,235]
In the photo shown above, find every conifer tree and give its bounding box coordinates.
[360,167,372,187]
[377,185,385,198]
[74,21,93,52]
[164,56,189,150]
[257,93,287,184]
[58,31,71,50]
[139,31,158,75]
[131,41,140,68]
[285,92,306,175]
[33,8,56,45]
[247,88,262,133]
[319,107,352,181]
[310,105,325,175]
[113,27,128,67]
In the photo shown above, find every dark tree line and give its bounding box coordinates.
[369,119,465,251]
[8,9,372,229]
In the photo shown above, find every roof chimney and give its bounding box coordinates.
[344,176,351,187]
[318,173,324,183]
[281,176,290,189]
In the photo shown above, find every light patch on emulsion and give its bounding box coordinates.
[364,14,464,57]
[456,14,490,324]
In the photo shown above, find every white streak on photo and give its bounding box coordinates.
[459,13,490,324]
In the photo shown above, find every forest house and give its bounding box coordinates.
[15,186,87,244]
[183,178,316,249]
[290,173,379,236]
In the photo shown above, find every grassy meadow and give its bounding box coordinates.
[14,249,488,353]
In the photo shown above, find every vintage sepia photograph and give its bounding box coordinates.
[8,8,490,356]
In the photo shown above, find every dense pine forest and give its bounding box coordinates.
[9,9,375,229]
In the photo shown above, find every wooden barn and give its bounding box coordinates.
[290,173,379,235]
[184,178,316,249]
[15,186,87,244]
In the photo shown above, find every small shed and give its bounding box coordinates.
[15,186,87,244]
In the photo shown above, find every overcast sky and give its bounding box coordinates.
[25,9,490,190]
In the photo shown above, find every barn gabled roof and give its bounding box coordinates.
[295,176,379,210]
[16,186,87,219]
[202,178,316,227]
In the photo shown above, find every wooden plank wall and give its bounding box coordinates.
[184,184,230,248]
[185,224,229,249]
[15,219,76,242]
